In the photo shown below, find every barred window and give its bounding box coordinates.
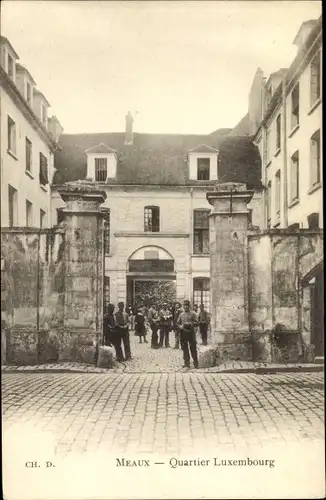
[144,206,160,232]
[95,158,108,182]
[193,210,209,254]
[193,278,210,312]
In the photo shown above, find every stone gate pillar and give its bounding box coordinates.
[206,182,254,361]
[57,182,106,363]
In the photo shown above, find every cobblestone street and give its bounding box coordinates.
[2,371,324,456]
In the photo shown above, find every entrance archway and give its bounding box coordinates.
[127,246,176,309]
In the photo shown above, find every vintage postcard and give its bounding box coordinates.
[1,1,324,499]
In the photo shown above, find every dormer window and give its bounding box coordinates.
[188,144,219,182]
[85,143,118,181]
[95,158,108,182]
[41,103,47,125]
[197,158,210,180]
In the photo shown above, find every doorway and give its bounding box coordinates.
[127,277,176,309]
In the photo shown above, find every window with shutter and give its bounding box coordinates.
[310,130,321,187]
[39,153,49,186]
[7,116,16,154]
[193,210,209,254]
[310,52,321,106]
[291,84,300,129]
[290,151,299,202]
[276,114,281,151]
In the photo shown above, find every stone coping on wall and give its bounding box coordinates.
[248,228,323,237]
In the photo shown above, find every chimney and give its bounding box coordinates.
[124,111,133,145]
[48,115,64,143]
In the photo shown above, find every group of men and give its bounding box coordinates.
[103,300,210,369]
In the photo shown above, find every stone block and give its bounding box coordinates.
[215,333,252,362]
[251,331,272,362]
[197,346,217,368]
[97,346,116,369]
[38,330,59,364]
[6,327,38,365]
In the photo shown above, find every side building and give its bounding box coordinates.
[0,36,63,229]
[52,114,263,309]
[248,17,322,230]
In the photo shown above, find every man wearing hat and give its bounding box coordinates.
[177,300,199,369]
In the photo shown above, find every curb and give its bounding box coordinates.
[1,365,324,374]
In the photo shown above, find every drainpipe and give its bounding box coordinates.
[282,74,288,228]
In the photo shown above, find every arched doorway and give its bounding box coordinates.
[127,246,176,309]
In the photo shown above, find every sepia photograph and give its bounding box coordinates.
[1,1,324,499]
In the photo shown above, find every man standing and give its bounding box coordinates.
[148,302,160,349]
[198,303,210,346]
[115,302,132,360]
[173,301,182,349]
[177,300,198,369]
[159,302,172,348]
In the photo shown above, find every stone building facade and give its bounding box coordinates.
[52,119,263,310]
[0,36,63,229]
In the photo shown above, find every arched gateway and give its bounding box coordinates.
[127,246,176,308]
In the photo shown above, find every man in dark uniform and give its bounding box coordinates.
[177,300,198,369]
[115,302,132,360]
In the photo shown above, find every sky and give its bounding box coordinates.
[1,1,322,135]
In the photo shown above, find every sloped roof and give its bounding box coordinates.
[53,130,262,188]
[85,143,117,154]
[188,144,219,153]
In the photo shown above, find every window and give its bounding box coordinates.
[310,52,321,106]
[104,277,110,312]
[95,158,108,182]
[26,81,32,105]
[267,181,272,228]
[310,130,321,187]
[193,278,210,312]
[291,84,300,129]
[7,53,14,79]
[103,210,110,254]
[26,200,33,227]
[276,114,281,151]
[193,210,209,254]
[8,185,18,227]
[290,151,299,202]
[39,153,49,186]
[275,170,281,220]
[25,138,32,172]
[248,209,253,226]
[307,213,319,229]
[40,209,46,228]
[144,206,160,232]
[197,158,210,180]
[265,85,272,110]
[7,116,16,154]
